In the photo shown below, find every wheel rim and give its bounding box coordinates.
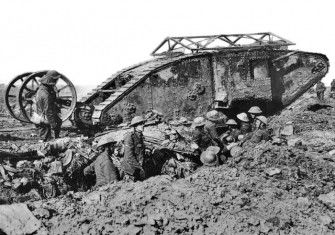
[18,71,77,123]
[4,72,33,122]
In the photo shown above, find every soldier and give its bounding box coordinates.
[200,146,220,167]
[120,116,146,181]
[162,129,188,151]
[330,79,335,98]
[236,112,251,135]
[191,117,216,152]
[83,135,119,188]
[248,106,263,130]
[250,116,271,143]
[35,70,62,142]
[331,79,335,92]
[316,81,326,102]
[223,119,240,143]
[204,110,227,144]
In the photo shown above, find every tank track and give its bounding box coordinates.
[82,54,207,124]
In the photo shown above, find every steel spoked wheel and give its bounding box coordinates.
[18,71,77,123]
[4,72,33,122]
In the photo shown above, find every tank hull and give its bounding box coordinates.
[82,48,328,123]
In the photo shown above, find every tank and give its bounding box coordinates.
[80,32,329,124]
[4,32,329,128]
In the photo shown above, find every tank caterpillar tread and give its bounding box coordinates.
[83,53,207,124]
[80,54,198,104]
[80,59,155,103]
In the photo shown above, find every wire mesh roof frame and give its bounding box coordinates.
[151,32,295,56]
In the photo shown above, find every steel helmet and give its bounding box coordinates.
[237,112,249,122]
[192,117,206,127]
[130,116,145,127]
[226,119,238,126]
[248,106,262,114]
[206,110,227,123]
[200,146,220,166]
[256,115,268,125]
[40,70,60,85]
[97,134,117,148]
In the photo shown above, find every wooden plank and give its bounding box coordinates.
[99,89,116,93]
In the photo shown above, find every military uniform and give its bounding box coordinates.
[240,122,251,134]
[35,84,62,141]
[316,82,326,102]
[192,128,216,151]
[204,121,221,142]
[228,128,241,142]
[250,129,271,143]
[331,80,335,92]
[121,130,146,181]
[83,151,119,187]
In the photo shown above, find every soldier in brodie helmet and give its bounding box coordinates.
[247,106,263,131]
[191,117,216,152]
[200,146,220,167]
[250,115,271,143]
[35,70,62,142]
[204,110,228,143]
[223,119,241,143]
[120,116,146,181]
[84,134,119,188]
[236,112,251,135]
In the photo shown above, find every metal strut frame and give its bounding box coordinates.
[151,32,295,56]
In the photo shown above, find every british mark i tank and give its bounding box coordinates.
[4,32,329,128]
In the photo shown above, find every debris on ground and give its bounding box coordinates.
[1,92,335,233]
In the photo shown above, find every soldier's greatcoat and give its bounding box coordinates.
[35,84,62,141]
[121,130,145,180]
[84,151,119,187]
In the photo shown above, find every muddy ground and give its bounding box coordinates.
[2,90,335,234]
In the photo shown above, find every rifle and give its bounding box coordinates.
[144,136,195,155]
[0,150,42,162]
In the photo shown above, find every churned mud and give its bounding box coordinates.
[2,90,335,234]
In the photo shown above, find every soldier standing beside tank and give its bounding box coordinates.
[35,70,62,142]
[83,135,119,187]
[316,81,326,102]
[247,106,263,131]
[120,116,146,181]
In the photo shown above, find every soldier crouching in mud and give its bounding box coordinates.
[83,135,120,188]
[153,129,199,179]
[250,116,271,143]
[247,106,263,131]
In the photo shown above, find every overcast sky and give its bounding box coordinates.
[0,0,334,87]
